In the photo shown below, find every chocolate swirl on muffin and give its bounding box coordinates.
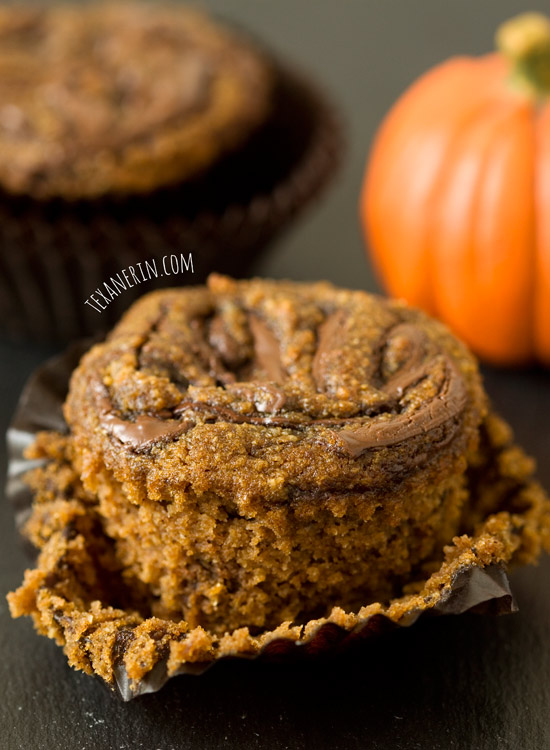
[61,275,486,633]
[80,275,476,460]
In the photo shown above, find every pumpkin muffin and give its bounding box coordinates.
[58,274,486,633]
[0,3,341,339]
[7,275,550,696]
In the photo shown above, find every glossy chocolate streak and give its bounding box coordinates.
[101,414,192,450]
[96,318,469,457]
[248,315,286,382]
[335,359,468,457]
[94,383,192,451]
[190,319,236,386]
[208,316,248,370]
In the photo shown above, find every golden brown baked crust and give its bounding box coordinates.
[60,275,488,633]
[0,3,272,198]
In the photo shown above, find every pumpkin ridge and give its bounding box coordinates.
[473,103,535,362]
[363,57,504,315]
[426,72,507,323]
[431,99,527,359]
[534,103,550,363]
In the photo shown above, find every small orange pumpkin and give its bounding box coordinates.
[361,13,550,366]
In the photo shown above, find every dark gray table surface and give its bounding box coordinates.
[2,2,550,748]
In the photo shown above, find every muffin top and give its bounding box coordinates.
[0,3,272,199]
[65,276,487,508]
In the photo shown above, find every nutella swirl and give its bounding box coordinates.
[335,358,468,457]
[87,276,478,461]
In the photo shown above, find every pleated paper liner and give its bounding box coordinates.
[0,62,343,342]
[6,342,550,700]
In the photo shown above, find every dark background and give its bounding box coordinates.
[2,1,550,748]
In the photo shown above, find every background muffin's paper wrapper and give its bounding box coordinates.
[7,342,549,702]
[0,63,342,342]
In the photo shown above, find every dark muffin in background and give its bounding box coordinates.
[0,3,342,340]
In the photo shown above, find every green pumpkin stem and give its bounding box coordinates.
[496,12,550,99]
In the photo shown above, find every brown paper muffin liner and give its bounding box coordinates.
[0,63,343,342]
[6,343,550,700]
